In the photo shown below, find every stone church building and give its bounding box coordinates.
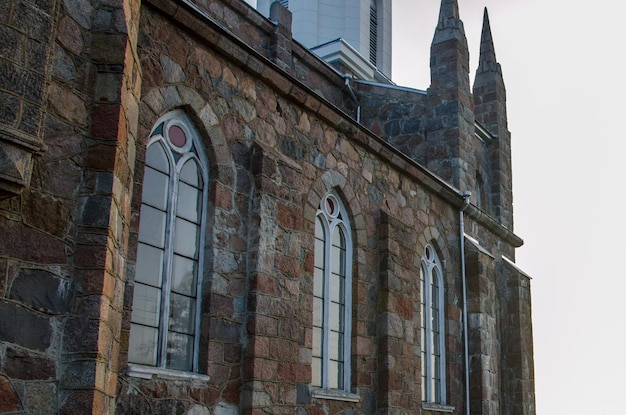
[0,0,535,413]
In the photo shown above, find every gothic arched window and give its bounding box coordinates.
[420,243,446,403]
[129,110,209,373]
[312,191,353,391]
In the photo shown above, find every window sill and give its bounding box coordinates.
[421,402,455,413]
[127,364,210,383]
[310,387,361,402]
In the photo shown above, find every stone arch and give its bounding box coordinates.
[305,169,365,261]
[416,226,453,290]
[138,85,234,185]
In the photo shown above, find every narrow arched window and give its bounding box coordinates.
[420,244,446,403]
[129,110,209,373]
[312,191,352,391]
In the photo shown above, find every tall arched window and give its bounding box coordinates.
[129,110,209,373]
[312,191,352,391]
[420,243,446,403]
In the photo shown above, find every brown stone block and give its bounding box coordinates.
[213,181,234,211]
[274,254,299,278]
[46,82,88,126]
[251,274,280,297]
[209,293,235,317]
[74,243,107,269]
[276,202,302,230]
[0,375,20,412]
[248,314,278,337]
[86,143,117,170]
[244,357,277,381]
[91,104,121,141]
[22,190,71,237]
[0,217,65,263]
[3,346,56,380]
[277,362,308,383]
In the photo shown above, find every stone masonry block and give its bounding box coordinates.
[9,268,73,314]
[0,300,52,351]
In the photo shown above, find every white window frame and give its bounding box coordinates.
[312,191,353,392]
[128,110,209,373]
[420,243,447,404]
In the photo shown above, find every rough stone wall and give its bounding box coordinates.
[0,0,535,414]
[0,0,50,197]
[356,83,429,163]
[498,262,535,415]
[116,2,470,414]
[1,0,141,413]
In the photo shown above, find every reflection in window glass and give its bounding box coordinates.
[137,205,167,248]
[173,218,199,259]
[135,243,164,287]
[171,255,197,296]
[128,324,158,366]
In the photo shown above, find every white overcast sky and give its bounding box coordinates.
[246,0,625,413]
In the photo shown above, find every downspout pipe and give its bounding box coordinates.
[342,73,361,123]
[459,191,471,415]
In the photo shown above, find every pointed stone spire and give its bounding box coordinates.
[473,7,513,230]
[478,8,497,67]
[438,0,460,27]
[433,0,466,45]
[426,0,474,191]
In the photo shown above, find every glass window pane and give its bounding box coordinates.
[329,272,344,303]
[315,216,325,241]
[329,330,343,360]
[173,218,199,259]
[329,302,344,332]
[146,141,170,174]
[328,360,343,389]
[177,181,201,223]
[131,283,161,327]
[138,205,167,248]
[314,237,325,270]
[171,255,197,296]
[311,357,321,387]
[332,227,345,248]
[313,297,323,327]
[313,267,324,298]
[330,242,344,275]
[166,331,193,371]
[312,327,322,357]
[142,167,169,210]
[169,292,195,334]
[135,243,164,287]
[432,308,439,327]
[129,324,158,366]
[179,159,201,187]
[432,282,439,305]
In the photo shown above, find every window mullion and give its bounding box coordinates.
[158,161,178,368]
[321,218,332,389]
[436,267,446,403]
[342,223,352,391]
[424,263,433,401]
[192,162,208,372]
